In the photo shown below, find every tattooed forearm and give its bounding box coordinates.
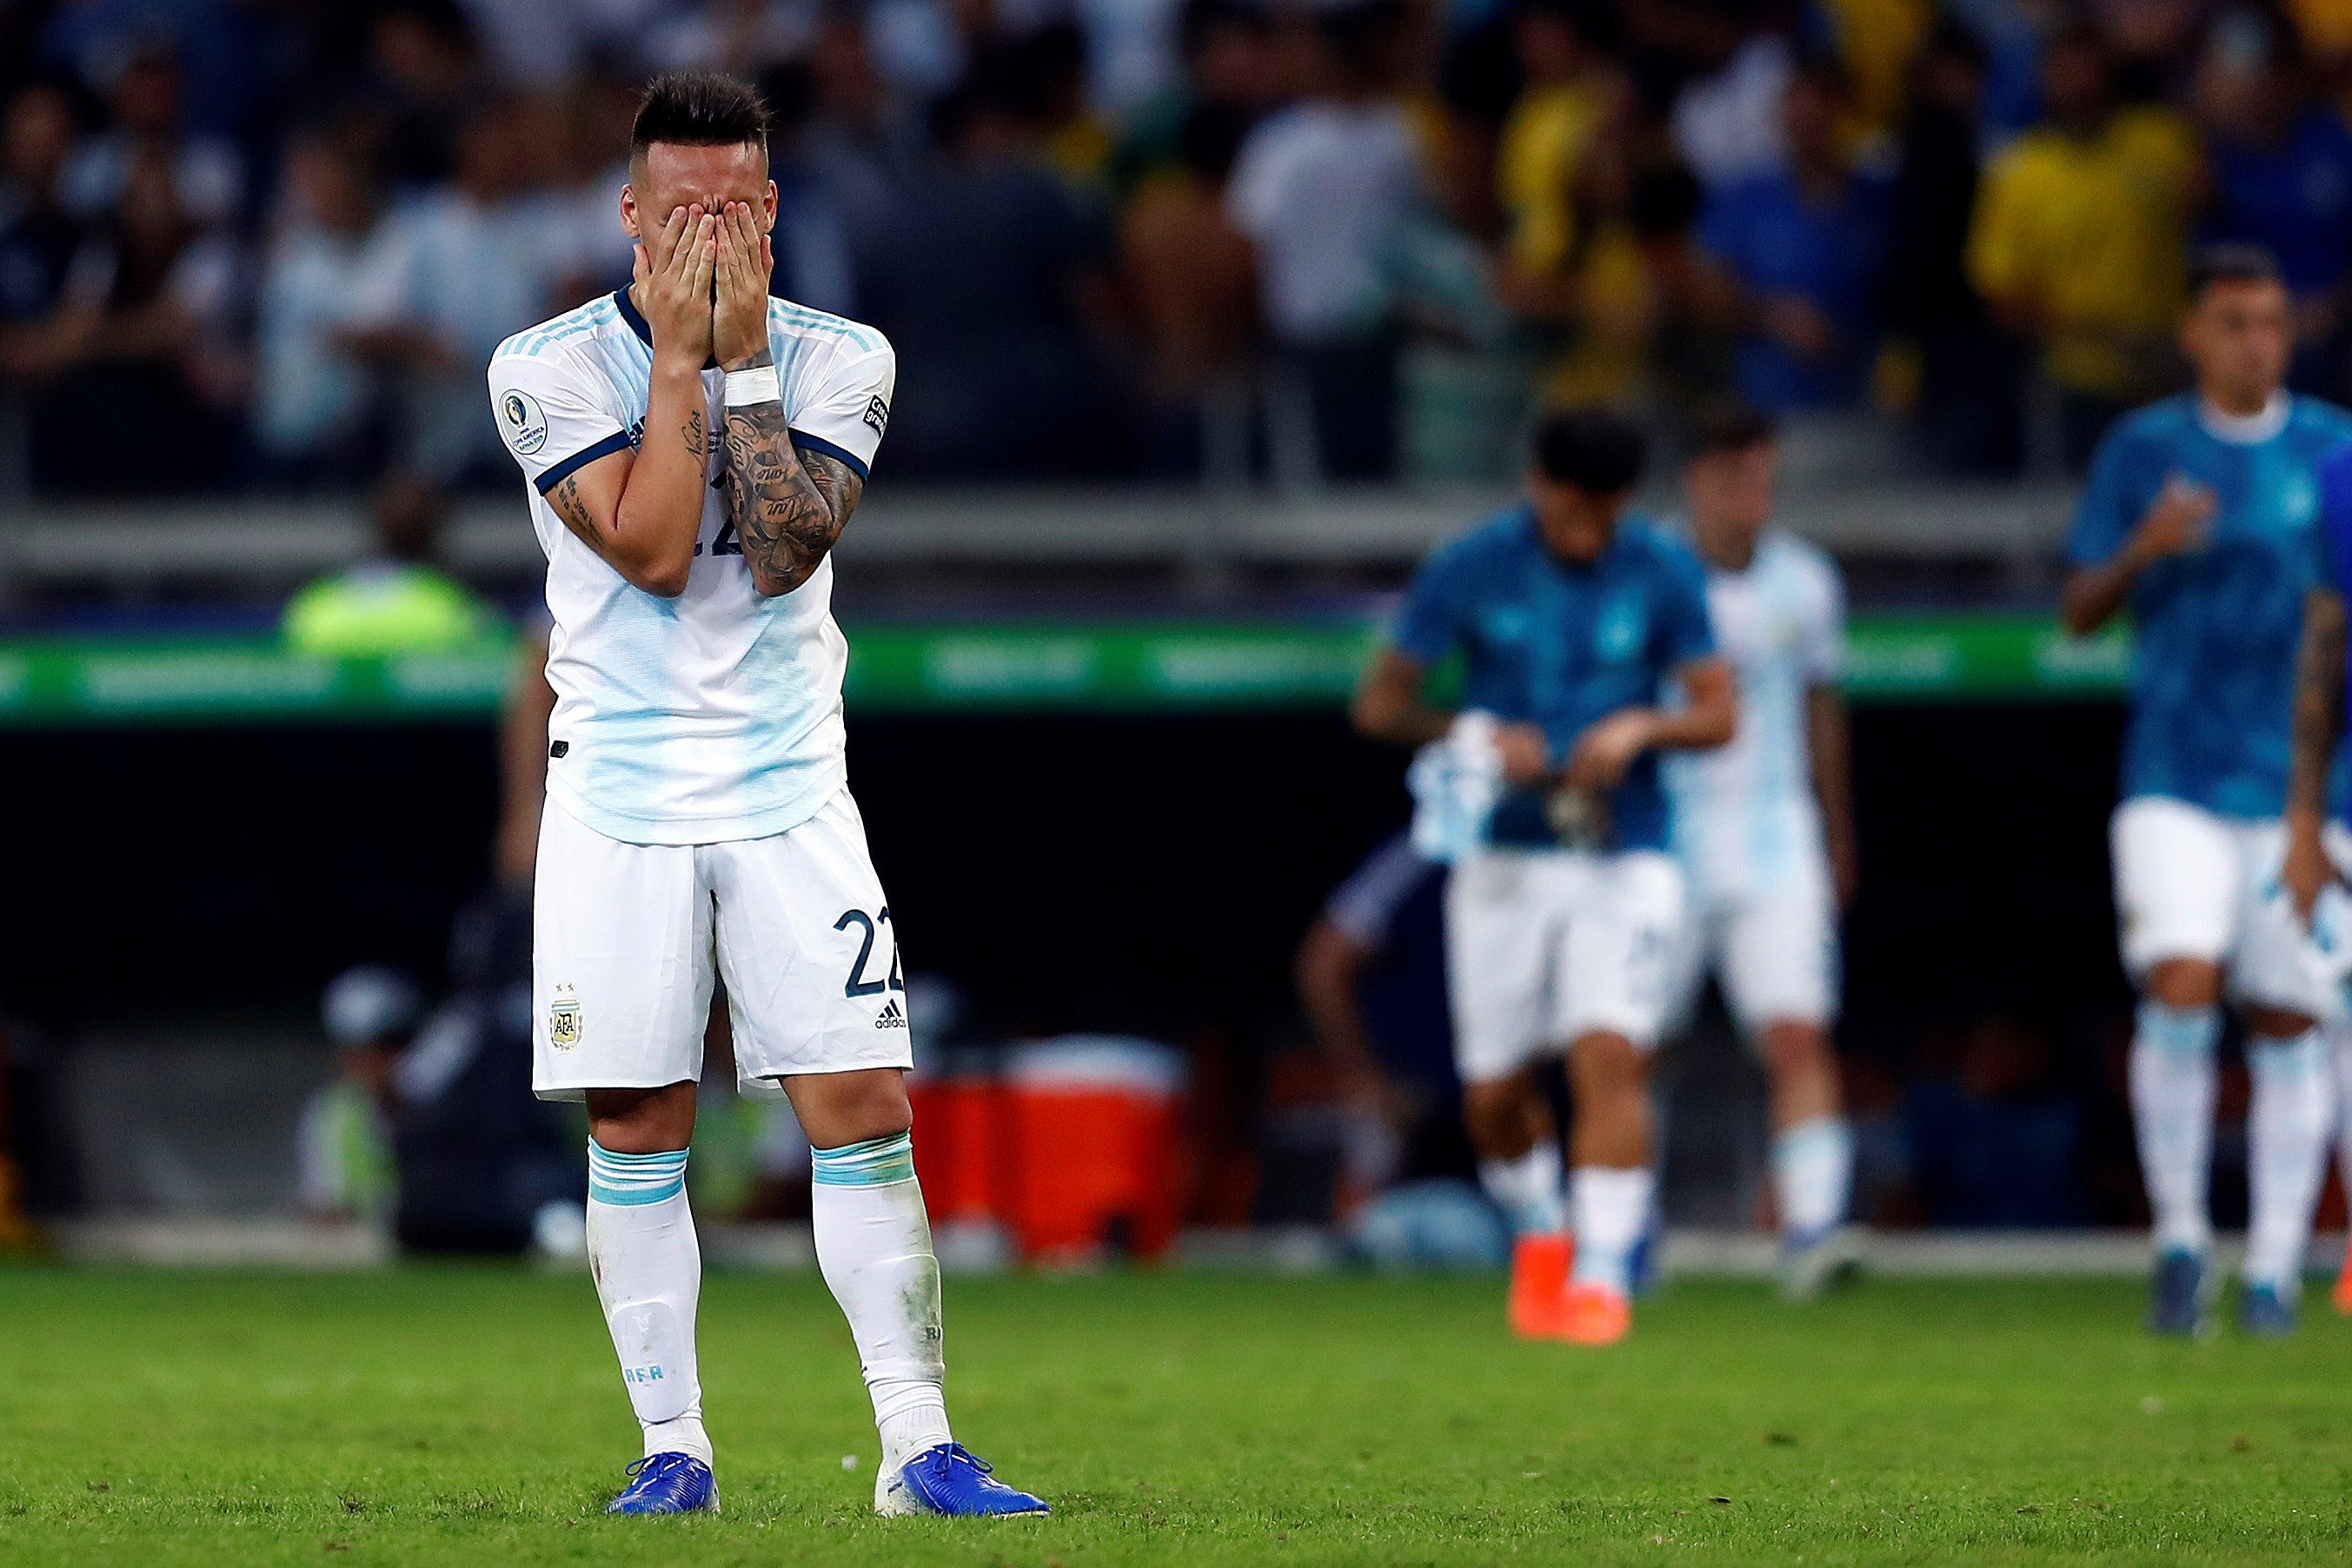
[548,474,607,557]
[2290,587,2347,816]
[682,408,705,460]
[719,354,865,596]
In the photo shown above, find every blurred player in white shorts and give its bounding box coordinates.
[1660,407,1861,1299]
[488,70,1042,1519]
[1354,409,1735,1346]
[2063,245,2352,1339]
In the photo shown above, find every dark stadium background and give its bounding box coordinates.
[0,698,2172,1227]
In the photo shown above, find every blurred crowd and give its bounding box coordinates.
[9,0,2352,495]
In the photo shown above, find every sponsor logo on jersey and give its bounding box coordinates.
[548,986,582,1048]
[502,390,548,455]
[875,998,907,1030]
[862,395,889,436]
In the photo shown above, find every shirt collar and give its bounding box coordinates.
[2197,392,2290,445]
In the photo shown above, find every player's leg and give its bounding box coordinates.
[1554,851,1683,1345]
[2111,797,2235,1333]
[1720,886,1857,1298]
[2230,819,2344,1335]
[714,790,1044,1517]
[533,803,720,1512]
[1445,851,1571,1335]
[2333,1024,2352,1314]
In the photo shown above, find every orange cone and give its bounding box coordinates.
[2333,1241,2352,1316]
[1558,1280,1632,1345]
[1506,1232,1573,1339]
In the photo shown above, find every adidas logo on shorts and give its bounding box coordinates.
[875,999,908,1030]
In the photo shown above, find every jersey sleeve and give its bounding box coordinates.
[1654,541,1717,669]
[1798,551,1846,686]
[2067,424,2141,566]
[486,348,632,496]
[787,337,897,482]
[1388,541,1469,667]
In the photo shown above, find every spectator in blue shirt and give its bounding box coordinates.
[1699,56,1893,413]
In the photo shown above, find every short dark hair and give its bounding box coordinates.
[631,70,769,159]
[2189,242,2283,300]
[1532,408,1646,494]
[1689,402,1776,459]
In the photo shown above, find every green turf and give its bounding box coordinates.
[3,1265,2352,1565]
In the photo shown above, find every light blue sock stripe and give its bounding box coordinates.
[588,1141,688,1206]
[811,1132,916,1186]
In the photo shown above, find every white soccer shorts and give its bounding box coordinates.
[2111,794,2351,1023]
[532,787,914,1102]
[1443,847,1684,1083]
[1666,867,1839,1040]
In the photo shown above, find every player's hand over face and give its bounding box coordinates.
[713,201,775,369]
[2127,475,2217,567]
[2282,808,2336,925]
[1493,722,1551,787]
[1563,710,1656,793]
[633,204,716,369]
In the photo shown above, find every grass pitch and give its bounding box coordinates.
[3,1264,2352,1565]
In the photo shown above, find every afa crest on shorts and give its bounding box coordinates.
[548,986,582,1048]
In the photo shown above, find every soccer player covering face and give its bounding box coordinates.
[1661,408,1861,1300]
[2063,243,2352,1339]
[1354,409,1736,1345]
[484,72,1045,1518]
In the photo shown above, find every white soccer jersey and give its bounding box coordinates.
[487,289,894,847]
[1664,528,1844,898]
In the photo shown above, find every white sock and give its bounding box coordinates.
[1772,1116,1853,1243]
[585,1141,711,1465]
[2129,1000,2220,1254]
[1568,1166,1653,1294]
[2247,1029,2335,1291]
[810,1132,953,1473]
[1478,1140,1566,1237]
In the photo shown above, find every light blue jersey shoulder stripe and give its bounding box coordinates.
[767,298,881,353]
[498,298,625,362]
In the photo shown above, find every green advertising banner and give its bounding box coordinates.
[0,613,2132,727]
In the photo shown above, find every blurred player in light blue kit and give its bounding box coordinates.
[2063,244,2352,1338]
[1353,409,1736,1345]
[1661,407,1862,1299]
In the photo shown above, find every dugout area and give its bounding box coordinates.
[0,696,2176,1232]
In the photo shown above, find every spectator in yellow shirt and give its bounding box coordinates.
[282,473,499,658]
[1967,24,2200,468]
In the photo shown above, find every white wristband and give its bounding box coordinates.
[723,365,781,408]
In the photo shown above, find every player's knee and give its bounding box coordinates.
[2244,1003,2317,1041]
[791,1066,914,1150]
[1568,1032,1644,1100]
[2143,959,2224,1010]
[585,1080,698,1153]
[1460,1076,1537,1158]
[1758,1021,1833,1082]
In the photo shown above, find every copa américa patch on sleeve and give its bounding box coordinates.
[501,389,549,455]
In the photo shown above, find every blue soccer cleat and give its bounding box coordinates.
[876,1443,1049,1518]
[606,1452,720,1515]
[2241,1279,2299,1339]
[2147,1247,2212,1338]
